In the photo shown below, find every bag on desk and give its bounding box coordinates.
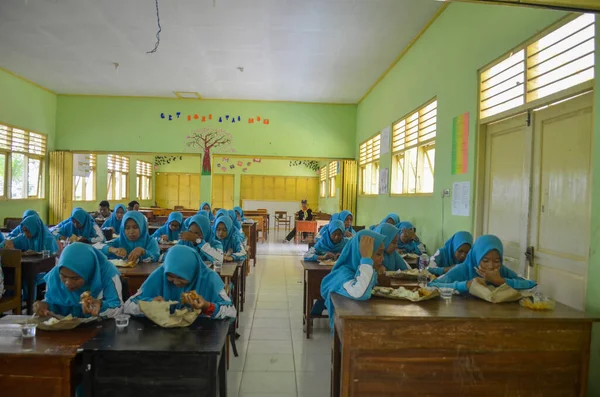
[469,282,522,303]
[139,300,201,328]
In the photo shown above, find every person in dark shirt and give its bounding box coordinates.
[128,201,140,211]
[93,200,111,220]
[285,200,313,242]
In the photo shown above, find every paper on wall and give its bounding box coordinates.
[380,126,390,155]
[452,181,470,216]
[379,168,389,195]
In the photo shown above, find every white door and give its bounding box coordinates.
[483,113,531,276]
[529,92,593,310]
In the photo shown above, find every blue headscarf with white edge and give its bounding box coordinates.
[44,243,120,309]
[136,245,226,305]
[228,210,242,232]
[338,210,355,234]
[396,221,422,254]
[215,209,228,221]
[199,202,215,221]
[436,231,474,267]
[233,206,245,221]
[8,209,38,238]
[190,215,221,247]
[59,208,98,239]
[314,220,346,253]
[102,204,127,235]
[154,211,184,241]
[320,229,386,328]
[118,211,153,252]
[213,216,241,253]
[369,213,401,230]
[375,223,408,271]
[19,215,59,253]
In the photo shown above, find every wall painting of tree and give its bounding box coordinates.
[185,128,235,175]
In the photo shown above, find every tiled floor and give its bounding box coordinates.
[228,233,331,397]
[256,229,309,257]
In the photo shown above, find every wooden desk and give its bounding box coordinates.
[0,315,99,397]
[20,254,57,314]
[242,223,257,266]
[119,262,162,296]
[218,263,241,327]
[330,294,599,397]
[295,220,317,243]
[82,316,228,397]
[158,242,175,253]
[148,225,161,235]
[301,260,332,339]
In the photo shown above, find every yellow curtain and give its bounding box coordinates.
[339,160,357,216]
[49,151,73,225]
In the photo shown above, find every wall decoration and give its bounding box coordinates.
[160,112,269,126]
[289,160,320,172]
[154,155,184,166]
[253,158,261,163]
[246,162,251,166]
[451,112,469,175]
[237,161,243,166]
[186,128,235,175]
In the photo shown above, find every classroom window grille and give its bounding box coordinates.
[319,166,327,198]
[107,154,129,201]
[328,161,338,198]
[136,160,153,200]
[73,154,96,201]
[359,134,380,195]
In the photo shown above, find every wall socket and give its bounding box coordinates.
[442,189,450,198]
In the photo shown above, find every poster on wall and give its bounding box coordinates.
[452,181,470,217]
[73,154,92,177]
[379,168,389,195]
[451,112,469,175]
[380,126,390,155]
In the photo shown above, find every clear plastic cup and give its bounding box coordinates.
[115,314,130,328]
[439,287,454,300]
[21,322,37,338]
[42,250,51,258]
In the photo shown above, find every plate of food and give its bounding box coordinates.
[401,253,420,260]
[372,286,439,302]
[384,269,436,280]
[161,240,179,245]
[318,259,336,266]
[109,259,137,268]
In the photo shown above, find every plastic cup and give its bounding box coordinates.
[115,314,130,329]
[439,287,454,300]
[21,322,37,338]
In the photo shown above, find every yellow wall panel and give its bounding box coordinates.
[240,175,319,205]
[156,173,201,209]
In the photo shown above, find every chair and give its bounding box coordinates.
[274,211,291,231]
[174,206,184,211]
[354,225,366,232]
[0,249,22,315]
[3,217,22,232]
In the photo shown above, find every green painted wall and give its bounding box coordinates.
[355,3,568,252]
[0,69,57,222]
[55,96,357,158]
[73,154,156,213]
[155,155,202,173]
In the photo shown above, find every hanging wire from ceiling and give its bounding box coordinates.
[146,0,162,54]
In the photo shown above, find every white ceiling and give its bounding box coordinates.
[0,0,442,103]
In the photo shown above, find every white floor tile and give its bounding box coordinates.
[294,353,331,372]
[252,318,291,329]
[227,371,243,397]
[254,309,290,318]
[256,301,289,310]
[247,340,293,354]
[296,371,331,395]
[250,327,292,340]
[239,372,297,394]
[244,353,295,372]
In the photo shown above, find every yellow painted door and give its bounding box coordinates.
[529,92,593,310]
[179,175,191,208]
[212,175,225,209]
[483,113,531,274]
[222,174,234,209]
[155,173,168,208]
[190,175,201,209]
[166,174,180,209]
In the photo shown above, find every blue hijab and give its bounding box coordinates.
[199,202,215,221]
[439,235,511,281]
[118,211,154,252]
[189,215,220,247]
[18,215,59,253]
[314,220,346,254]
[8,209,38,238]
[320,229,386,328]
[233,206,245,221]
[227,210,242,232]
[436,231,474,268]
[213,216,241,253]
[44,243,120,311]
[215,209,228,220]
[153,212,184,241]
[102,204,126,235]
[375,223,409,271]
[59,208,98,239]
[136,245,226,306]
[397,221,423,254]
[369,213,401,230]
[338,210,355,234]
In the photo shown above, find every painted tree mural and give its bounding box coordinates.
[186,128,235,175]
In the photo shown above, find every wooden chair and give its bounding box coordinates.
[3,217,22,232]
[174,206,184,211]
[274,211,291,230]
[354,225,366,232]
[0,249,22,315]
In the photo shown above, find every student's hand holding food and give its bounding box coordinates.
[3,240,14,250]
[81,292,102,316]
[359,235,375,260]
[160,235,169,242]
[467,277,487,289]
[33,300,50,316]
[110,247,128,258]
[128,247,145,263]
[189,294,209,311]
[476,267,505,286]
[179,231,197,243]
[153,296,165,302]
[374,263,386,276]
[224,254,234,262]
[69,235,79,243]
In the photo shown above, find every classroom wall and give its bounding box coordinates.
[55,96,357,159]
[355,3,568,252]
[0,69,57,223]
[72,154,156,213]
[155,155,202,173]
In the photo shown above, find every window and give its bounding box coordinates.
[0,125,47,199]
[480,14,595,119]
[359,134,380,195]
[136,160,152,200]
[73,154,96,201]
[328,161,337,198]
[319,166,327,198]
[107,154,129,201]
[391,99,437,194]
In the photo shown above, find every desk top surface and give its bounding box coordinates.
[118,261,237,279]
[301,260,333,271]
[20,254,57,265]
[81,316,228,354]
[331,293,599,322]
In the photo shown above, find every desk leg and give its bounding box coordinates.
[26,272,35,315]
[331,324,341,397]
[303,269,307,327]
[219,344,227,397]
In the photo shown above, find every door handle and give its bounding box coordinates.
[525,246,535,267]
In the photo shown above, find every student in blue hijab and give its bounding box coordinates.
[123,245,236,320]
[33,243,123,318]
[178,215,224,266]
[429,235,536,293]
[52,207,105,244]
[233,206,254,224]
[151,211,184,242]
[320,229,386,329]
[374,223,410,272]
[199,202,215,222]
[369,213,401,230]
[428,231,473,276]
[5,215,59,254]
[100,211,160,263]
[304,220,347,262]
[338,210,356,238]
[7,209,38,238]
[227,209,245,240]
[215,209,228,220]
[396,221,426,255]
[213,216,247,262]
[102,204,127,235]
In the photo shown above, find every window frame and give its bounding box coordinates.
[0,124,47,200]
[391,98,437,196]
[73,153,97,202]
[319,166,327,198]
[107,154,130,201]
[358,133,381,196]
[328,161,337,198]
[136,160,153,200]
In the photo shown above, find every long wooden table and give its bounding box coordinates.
[20,254,57,314]
[0,315,99,397]
[242,223,257,267]
[302,260,333,339]
[330,293,599,397]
